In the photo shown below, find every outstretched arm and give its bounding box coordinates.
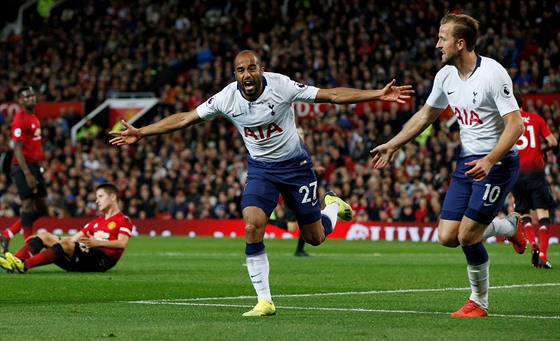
[370,104,443,169]
[314,79,414,104]
[109,110,204,145]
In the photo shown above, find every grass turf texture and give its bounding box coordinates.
[1,236,558,341]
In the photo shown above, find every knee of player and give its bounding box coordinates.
[36,231,58,244]
[306,238,322,246]
[438,239,459,248]
[59,238,76,252]
[244,222,266,237]
[437,231,459,248]
[300,230,323,246]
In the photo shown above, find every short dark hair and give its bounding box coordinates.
[440,13,479,51]
[96,183,119,199]
[17,86,34,99]
[235,50,263,67]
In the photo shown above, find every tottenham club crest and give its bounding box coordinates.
[500,84,512,98]
[294,82,307,91]
[207,97,215,106]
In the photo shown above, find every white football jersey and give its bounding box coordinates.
[196,72,319,161]
[427,56,519,156]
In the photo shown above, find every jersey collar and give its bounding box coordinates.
[469,54,482,78]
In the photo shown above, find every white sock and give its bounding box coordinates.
[246,251,272,303]
[467,261,489,310]
[321,202,339,229]
[483,217,515,239]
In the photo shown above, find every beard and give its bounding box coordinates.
[240,82,261,101]
[442,51,459,66]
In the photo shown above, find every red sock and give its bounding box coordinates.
[539,226,550,260]
[3,220,22,239]
[15,244,34,260]
[523,223,536,247]
[24,248,57,270]
[14,236,44,260]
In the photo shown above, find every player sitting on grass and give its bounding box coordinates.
[0,183,132,274]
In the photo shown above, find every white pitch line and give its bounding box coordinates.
[128,301,560,320]
[129,282,560,302]
[126,283,560,320]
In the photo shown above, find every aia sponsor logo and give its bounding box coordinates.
[453,107,483,126]
[243,123,284,140]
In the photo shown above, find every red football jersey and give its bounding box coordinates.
[11,109,44,165]
[81,212,133,261]
[515,110,553,174]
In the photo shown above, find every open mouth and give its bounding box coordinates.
[244,80,255,93]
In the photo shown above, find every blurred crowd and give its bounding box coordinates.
[0,0,559,223]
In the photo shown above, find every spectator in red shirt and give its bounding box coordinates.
[0,183,133,273]
[2,86,48,253]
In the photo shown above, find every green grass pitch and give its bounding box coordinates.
[1,236,559,340]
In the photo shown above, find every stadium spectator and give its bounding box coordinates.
[108,50,412,317]
[371,13,527,318]
[0,0,558,228]
[1,86,48,253]
[0,183,132,274]
[512,91,558,269]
